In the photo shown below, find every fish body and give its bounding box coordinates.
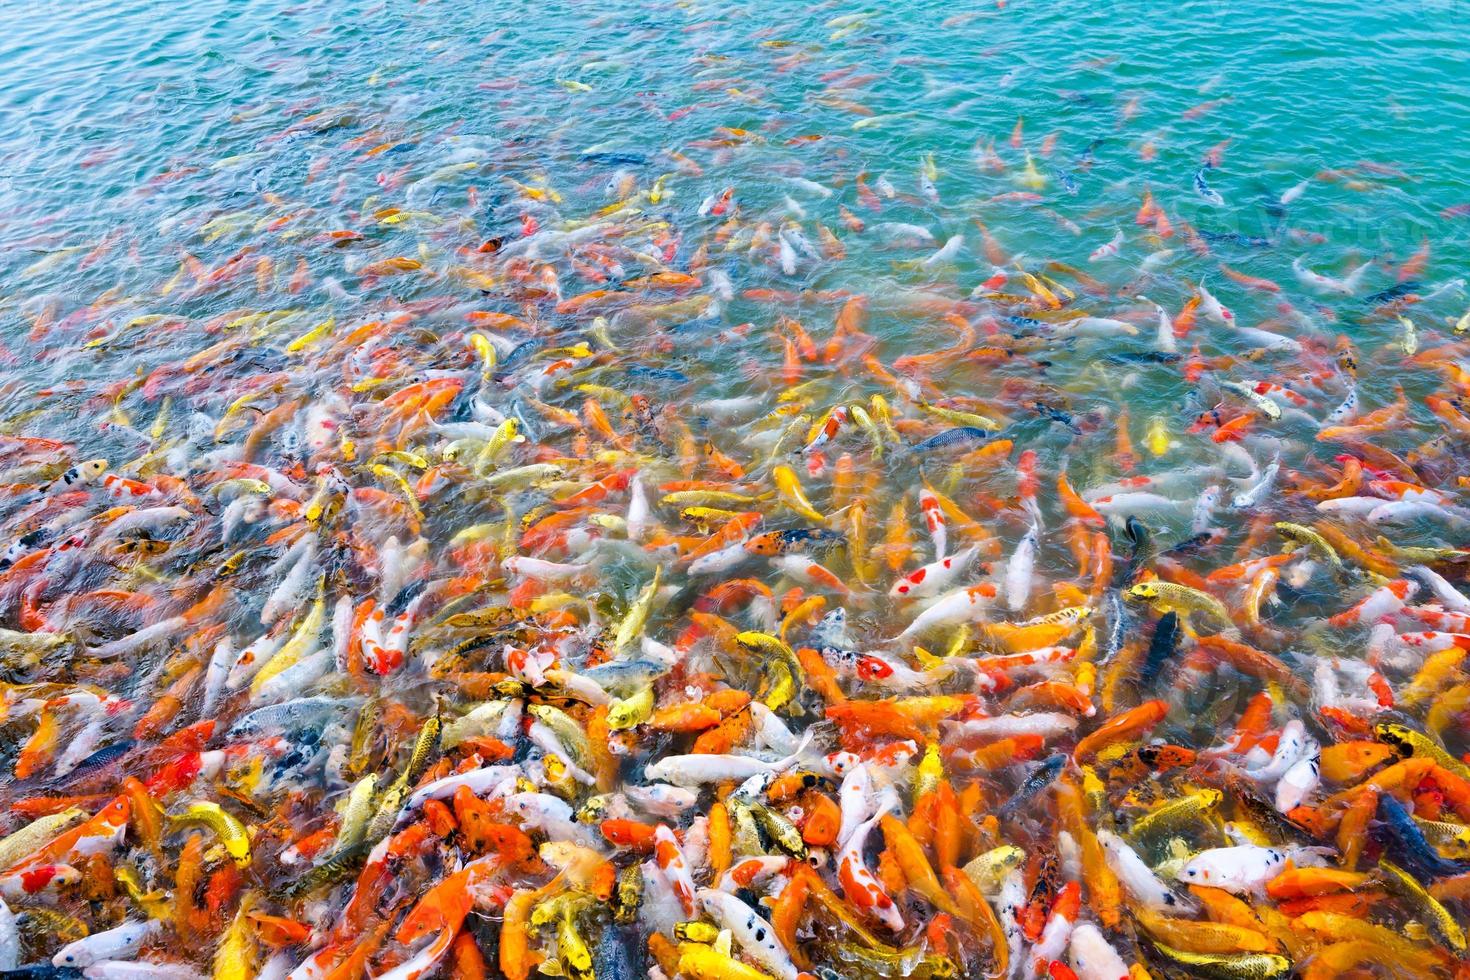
[1178,845,1287,895]
[1004,523,1039,613]
[1150,943,1290,979]
[889,545,978,599]
[898,583,998,638]
[1127,789,1221,847]
[1292,256,1373,295]
[53,920,163,968]
[1098,830,1187,911]
[1126,580,1231,629]
[1194,167,1226,206]
[997,753,1065,816]
[644,734,810,787]
[1089,230,1124,262]
[8,33,1470,980]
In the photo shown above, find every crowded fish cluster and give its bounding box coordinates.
[4,4,1470,980]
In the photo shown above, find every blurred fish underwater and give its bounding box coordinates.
[1,0,1470,978]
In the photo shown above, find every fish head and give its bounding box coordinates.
[1372,722,1415,757]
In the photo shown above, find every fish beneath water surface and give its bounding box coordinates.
[0,4,1468,980]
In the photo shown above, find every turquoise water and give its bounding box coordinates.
[2,0,1467,487]
[3,0,1466,356]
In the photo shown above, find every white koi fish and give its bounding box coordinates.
[1292,256,1373,295]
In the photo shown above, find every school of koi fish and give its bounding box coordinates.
[3,1,1470,979]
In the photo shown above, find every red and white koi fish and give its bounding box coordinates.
[653,824,697,916]
[837,792,904,931]
[833,649,955,690]
[715,855,790,894]
[100,473,161,500]
[1196,281,1234,325]
[889,544,979,599]
[504,645,555,687]
[6,795,130,872]
[0,864,80,901]
[699,187,734,216]
[361,593,423,675]
[1088,230,1123,262]
[919,488,947,559]
[1028,880,1081,978]
[772,555,849,595]
[1327,579,1417,627]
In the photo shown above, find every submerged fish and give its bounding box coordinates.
[0,10,1467,980]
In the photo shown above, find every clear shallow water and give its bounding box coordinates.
[1,0,1470,976]
[3,0,1468,332]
